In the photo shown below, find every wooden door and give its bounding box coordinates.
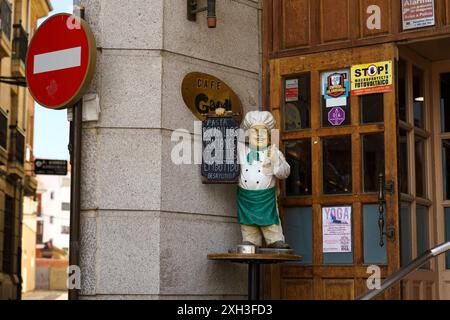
[395,47,439,300]
[265,43,401,300]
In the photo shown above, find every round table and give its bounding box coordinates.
[207,253,302,300]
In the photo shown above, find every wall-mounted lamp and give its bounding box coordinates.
[187,0,217,28]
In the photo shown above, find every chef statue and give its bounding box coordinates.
[237,111,291,250]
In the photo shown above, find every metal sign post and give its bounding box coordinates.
[25,5,96,300]
[68,5,85,301]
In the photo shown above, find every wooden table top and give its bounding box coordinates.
[207,253,302,264]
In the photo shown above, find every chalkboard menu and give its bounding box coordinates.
[202,114,240,184]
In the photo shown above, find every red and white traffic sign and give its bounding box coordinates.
[26,13,96,109]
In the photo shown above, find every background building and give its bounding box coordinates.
[37,174,71,253]
[0,0,51,300]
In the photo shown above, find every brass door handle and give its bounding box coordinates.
[378,173,385,247]
[377,173,396,247]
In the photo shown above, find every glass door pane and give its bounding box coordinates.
[362,133,385,193]
[285,139,312,196]
[413,66,425,129]
[440,73,450,133]
[322,136,352,195]
[399,129,409,194]
[416,205,430,269]
[283,74,311,131]
[363,204,387,265]
[443,140,450,200]
[415,137,426,198]
[400,202,412,267]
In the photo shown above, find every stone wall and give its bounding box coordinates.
[76,0,261,299]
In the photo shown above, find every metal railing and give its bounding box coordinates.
[12,24,28,64]
[358,241,450,300]
[0,0,12,40]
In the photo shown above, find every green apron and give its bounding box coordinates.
[237,187,279,226]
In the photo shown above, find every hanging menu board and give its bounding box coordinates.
[201,114,240,184]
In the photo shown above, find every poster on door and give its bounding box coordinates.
[321,70,350,108]
[351,61,393,96]
[322,206,352,253]
[402,0,435,30]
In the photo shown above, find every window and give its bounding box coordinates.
[283,74,311,131]
[62,177,71,187]
[61,226,70,235]
[49,216,54,224]
[14,129,25,164]
[3,196,14,274]
[50,191,54,200]
[36,220,43,244]
[61,202,70,211]
[0,110,7,150]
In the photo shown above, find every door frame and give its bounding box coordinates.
[265,43,401,300]
[431,59,450,300]
[397,46,441,300]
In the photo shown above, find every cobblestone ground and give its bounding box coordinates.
[22,290,68,300]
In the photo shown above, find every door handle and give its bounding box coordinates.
[377,173,396,247]
[378,173,385,247]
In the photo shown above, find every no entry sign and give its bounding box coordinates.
[26,14,96,109]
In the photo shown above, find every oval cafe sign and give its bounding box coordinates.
[26,13,97,109]
[181,72,243,123]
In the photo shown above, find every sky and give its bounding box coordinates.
[33,0,74,161]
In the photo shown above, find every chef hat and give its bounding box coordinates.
[242,111,276,130]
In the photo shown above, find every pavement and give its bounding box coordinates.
[22,290,68,300]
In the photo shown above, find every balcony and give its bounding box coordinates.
[11,24,28,77]
[0,0,12,58]
[7,125,25,180]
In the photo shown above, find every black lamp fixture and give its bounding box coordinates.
[187,0,217,28]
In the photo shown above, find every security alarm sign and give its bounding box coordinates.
[351,61,393,96]
[402,0,435,30]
